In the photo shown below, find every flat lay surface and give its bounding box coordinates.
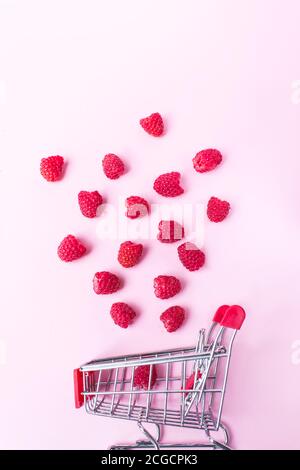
[0,0,300,449]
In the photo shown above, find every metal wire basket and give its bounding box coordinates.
[74,304,246,450]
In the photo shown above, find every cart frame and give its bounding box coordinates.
[74,304,245,450]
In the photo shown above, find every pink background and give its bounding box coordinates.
[1,0,300,450]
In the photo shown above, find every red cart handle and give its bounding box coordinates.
[213,305,246,330]
[212,305,230,323]
[74,368,84,408]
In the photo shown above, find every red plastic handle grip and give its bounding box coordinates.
[212,305,230,323]
[213,305,246,330]
[74,368,84,408]
[220,305,245,329]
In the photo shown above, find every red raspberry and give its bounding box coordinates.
[93,272,121,294]
[57,235,86,262]
[177,242,205,271]
[160,306,185,332]
[118,241,143,268]
[157,220,184,243]
[139,112,164,137]
[207,197,230,222]
[133,365,157,390]
[78,191,103,218]
[193,149,222,173]
[153,172,184,197]
[40,155,64,182]
[154,275,181,299]
[110,302,136,328]
[184,371,202,393]
[125,196,150,219]
[102,153,125,179]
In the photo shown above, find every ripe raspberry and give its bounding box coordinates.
[78,191,103,218]
[157,220,184,243]
[154,275,181,299]
[133,365,157,390]
[177,242,205,271]
[57,235,86,262]
[40,155,64,182]
[102,153,125,179]
[110,302,136,328]
[193,149,222,173]
[93,272,121,294]
[125,196,150,219]
[207,197,230,222]
[153,172,184,197]
[140,112,164,137]
[118,241,143,268]
[184,371,202,393]
[160,306,185,332]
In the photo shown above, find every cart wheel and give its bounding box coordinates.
[208,422,232,450]
[137,421,161,450]
[109,422,161,450]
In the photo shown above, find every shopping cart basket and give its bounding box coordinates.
[74,304,246,450]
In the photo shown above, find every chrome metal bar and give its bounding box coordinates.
[110,442,219,450]
[93,370,102,411]
[200,390,205,426]
[127,366,135,417]
[216,331,237,429]
[84,345,201,368]
[110,368,119,414]
[92,375,217,387]
[97,368,113,409]
[82,388,222,396]
[145,365,154,419]
[180,355,186,425]
[208,348,220,410]
[163,360,170,424]
[184,328,224,417]
[115,366,127,409]
[194,329,205,371]
[81,351,228,372]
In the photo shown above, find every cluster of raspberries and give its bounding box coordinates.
[41,112,231,353]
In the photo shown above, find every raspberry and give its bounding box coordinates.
[133,365,157,390]
[40,155,64,182]
[160,306,185,332]
[93,272,121,294]
[102,153,125,179]
[177,242,205,271]
[110,302,136,328]
[153,172,184,197]
[157,220,184,243]
[118,241,143,268]
[193,149,222,173]
[184,371,202,393]
[125,196,150,219]
[207,197,230,222]
[57,235,86,262]
[139,112,164,137]
[78,191,103,218]
[154,275,181,299]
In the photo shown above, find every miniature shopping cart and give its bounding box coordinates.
[74,304,246,450]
